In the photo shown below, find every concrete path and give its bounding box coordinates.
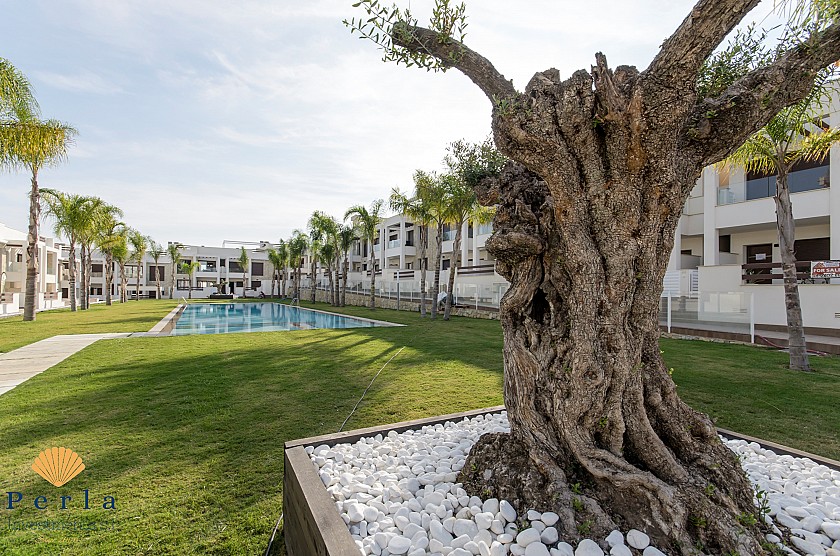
[0,333,131,396]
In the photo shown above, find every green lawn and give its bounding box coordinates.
[0,299,179,353]
[0,300,837,555]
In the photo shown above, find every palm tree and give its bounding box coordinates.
[0,102,76,320]
[80,202,122,309]
[0,58,37,118]
[441,138,505,320]
[337,225,357,307]
[266,248,281,298]
[40,190,101,312]
[724,79,840,372]
[95,215,127,306]
[344,200,384,309]
[128,231,147,301]
[276,240,289,298]
[409,171,450,319]
[287,231,309,302]
[309,211,340,305]
[180,261,200,299]
[237,247,249,297]
[390,186,433,317]
[167,243,183,299]
[112,236,131,304]
[148,240,165,300]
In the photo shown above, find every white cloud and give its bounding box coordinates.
[33,70,123,94]
[1,0,783,246]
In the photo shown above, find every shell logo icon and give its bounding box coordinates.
[31,447,85,487]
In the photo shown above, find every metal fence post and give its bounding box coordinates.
[749,293,755,344]
[397,282,401,311]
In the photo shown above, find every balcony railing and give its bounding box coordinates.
[457,264,495,276]
[388,239,401,248]
[442,230,456,241]
[741,262,830,284]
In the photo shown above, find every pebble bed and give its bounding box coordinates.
[307,412,840,556]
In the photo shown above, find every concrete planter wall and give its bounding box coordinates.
[284,407,505,556]
[283,406,840,556]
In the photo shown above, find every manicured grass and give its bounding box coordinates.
[0,303,504,555]
[0,299,179,353]
[662,336,840,461]
[0,299,837,555]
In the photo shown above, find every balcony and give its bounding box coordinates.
[388,239,401,248]
[718,161,829,206]
[457,264,495,276]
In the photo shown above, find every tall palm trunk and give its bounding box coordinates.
[169,263,175,299]
[418,225,427,318]
[342,255,349,306]
[135,263,141,301]
[326,265,335,305]
[444,221,464,320]
[282,269,287,298]
[309,259,317,302]
[67,241,77,312]
[84,244,93,309]
[23,170,40,321]
[119,264,127,303]
[430,224,443,319]
[79,248,87,310]
[242,271,247,297]
[155,269,161,300]
[368,248,376,308]
[775,167,811,371]
[333,254,341,307]
[105,254,114,306]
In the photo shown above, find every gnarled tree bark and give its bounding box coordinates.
[387,1,840,553]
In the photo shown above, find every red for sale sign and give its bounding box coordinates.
[811,260,840,279]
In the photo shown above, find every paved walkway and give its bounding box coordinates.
[0,333,131,396]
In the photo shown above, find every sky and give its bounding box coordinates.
[0,0,777,246]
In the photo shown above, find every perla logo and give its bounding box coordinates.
[3,447,116,511]
[31,447,85,487]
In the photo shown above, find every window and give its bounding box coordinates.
[746,159,829,200]
[220,259,226,267]
[794,238,830,262]
[251,280,261,289]
[442,259,451,270]
[405,230,414,246]
[150,266,166,281]
[719,235,731,254]
[251,262,264,276]
[229,261,243,273]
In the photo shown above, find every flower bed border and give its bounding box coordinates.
[282,406,840,556]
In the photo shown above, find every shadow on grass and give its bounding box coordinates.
[0,319,503,554]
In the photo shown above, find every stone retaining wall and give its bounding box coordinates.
[299,288,500,321]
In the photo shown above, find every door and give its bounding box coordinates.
[745,243,773,284]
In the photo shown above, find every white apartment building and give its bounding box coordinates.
[0,222,64,315]
[58,240,279,302]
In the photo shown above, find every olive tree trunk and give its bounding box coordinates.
[390,2,840,551]
[23,170,40,321]
[774,167,811,371]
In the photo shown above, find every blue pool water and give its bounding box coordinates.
[172,303,383,335]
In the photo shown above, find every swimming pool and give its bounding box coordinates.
[171,303,392,336]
